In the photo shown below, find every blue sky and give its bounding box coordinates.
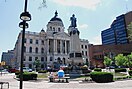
[0,0,132,61]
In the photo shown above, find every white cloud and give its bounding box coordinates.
[90,35,102,45]
[78,24,88,29]
[51,0,101,10]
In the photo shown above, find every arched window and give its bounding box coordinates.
[29,47,32,53]
[35,47,38,53]
[58,28,60,32]
[41,48,44,53]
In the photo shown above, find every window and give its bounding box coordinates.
[85,51,87,56]
[41,57,44,61]
[35,57,38,60]
[81,45,83,49]
[50,57,52,61]
[36,40,38,44]
[58,28,60,32]
[29,47,32,53]
[69,53,74,58]
[30,39,33,44]
[24,46,26,52]
[41,48,44,53]
[53,27,55,31]
[75,53,82,57]
[35,47,38,53]
[29,64,32,68]
[29,56,32,61]
[82,51,84,55]
[85,45,87,49]
[41,40,44,45]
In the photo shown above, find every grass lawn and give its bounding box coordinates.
[114,72,127,76]
[37,73,49,78]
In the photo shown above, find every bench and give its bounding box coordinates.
[0,82,9,89]
[49,76,70,83]
[57,77,70,83]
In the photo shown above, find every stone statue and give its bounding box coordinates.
[70,14,77,28]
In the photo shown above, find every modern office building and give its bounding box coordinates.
[101,11,132,45]
[14,11,90,69]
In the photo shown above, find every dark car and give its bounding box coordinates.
[8,68,19,73]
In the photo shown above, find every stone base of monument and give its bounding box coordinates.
[68,65,83,78]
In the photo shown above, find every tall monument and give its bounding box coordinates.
[68,14,83,65]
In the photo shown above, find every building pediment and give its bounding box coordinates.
[54,32,70,38]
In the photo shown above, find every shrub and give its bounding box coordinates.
[129,70,132,76]
[94,68,102,72]
[90,72,113,83]
[115,68,126,72]
[17,72,37,81]
[38,70,47,73]
[15,71,20,75]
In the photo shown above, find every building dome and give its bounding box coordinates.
[50,11,62,22]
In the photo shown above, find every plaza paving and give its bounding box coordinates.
[0,73,132,89]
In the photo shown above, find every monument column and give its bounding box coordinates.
[68,14,83,65]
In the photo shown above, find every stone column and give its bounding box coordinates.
[47,39,49,54]
[65,40,67,54]
[60,40,63,54]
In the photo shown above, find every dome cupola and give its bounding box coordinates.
[50,11,62,22]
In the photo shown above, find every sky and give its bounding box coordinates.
[0,0,132,61]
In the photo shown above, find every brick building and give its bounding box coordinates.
[89,44,132,68]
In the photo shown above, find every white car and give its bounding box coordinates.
[23,67,32,72]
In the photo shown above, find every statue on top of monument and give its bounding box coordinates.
[70,14,77,28]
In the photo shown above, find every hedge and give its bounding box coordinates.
[38,70,47,73]
[94,68,102,72]
[17,72,37,81]
[115,68,126,72]
[90,72,113,83]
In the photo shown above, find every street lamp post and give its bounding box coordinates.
[19,0,31,89]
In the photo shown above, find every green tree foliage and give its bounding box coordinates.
[103,56,112,67]
[127,22,132,41]
[127,53,132,68]
[115,54,128,67]
[33,59,41,71]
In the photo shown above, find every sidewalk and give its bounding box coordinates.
[1,73,132,89]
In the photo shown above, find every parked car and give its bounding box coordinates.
[8,68,19,73]
[23,67,32,72]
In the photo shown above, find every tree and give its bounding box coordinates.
[103,56,112,67]
[127,53,132,68]
[127,22,132,42]
[33,59,41,71]
[115,54,128,67]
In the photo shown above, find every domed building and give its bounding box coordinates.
[14,11,90,69]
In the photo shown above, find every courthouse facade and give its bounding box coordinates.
[14,11,90,69]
